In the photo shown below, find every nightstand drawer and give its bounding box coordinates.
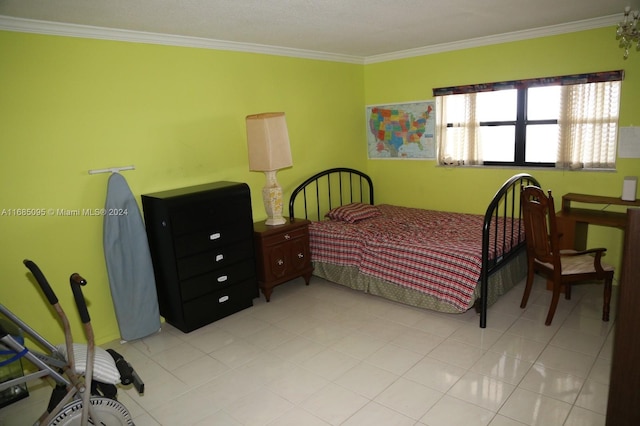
[261,237,310,280]
[180,258,256,301]
[177,239,254,280]
[260,227,308,247]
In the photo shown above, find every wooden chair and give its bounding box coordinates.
[519,185,614,326]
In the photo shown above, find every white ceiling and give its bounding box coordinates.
[0,0,638,62]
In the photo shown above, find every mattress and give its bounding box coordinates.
[309,204,524,311]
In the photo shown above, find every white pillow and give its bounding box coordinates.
[56,343,121,385]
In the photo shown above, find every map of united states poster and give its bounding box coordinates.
[366,100,436,159]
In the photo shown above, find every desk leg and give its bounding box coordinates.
[573,222,588,251]
[551,215,584,295]
[556,215,588,250]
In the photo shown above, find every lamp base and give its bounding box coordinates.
[264,216,287,226]
[262,170,286,226]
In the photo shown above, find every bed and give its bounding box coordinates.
[288,168,540,328]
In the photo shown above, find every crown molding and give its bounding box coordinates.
[364,15,620,64]
[0,16,365,64]
[0,14,620,65]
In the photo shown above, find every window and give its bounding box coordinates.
[434,71,623,169]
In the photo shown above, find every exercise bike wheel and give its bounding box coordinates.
[48,397,134,425]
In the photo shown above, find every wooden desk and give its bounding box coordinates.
[556,193,640,249]
[606,208,640,426]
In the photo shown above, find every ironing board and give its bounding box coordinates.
[103,173,160,341]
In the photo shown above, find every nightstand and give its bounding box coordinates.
[253,217,313,301]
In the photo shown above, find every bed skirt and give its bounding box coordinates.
[311,250,527,314]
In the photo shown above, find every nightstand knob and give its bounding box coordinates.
[284,233,291,240]
[277,259,284,266]
[297,253,304,258]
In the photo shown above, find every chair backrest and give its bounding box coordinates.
[521,185,561,268]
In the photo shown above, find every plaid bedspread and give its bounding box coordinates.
[309,204,522,311]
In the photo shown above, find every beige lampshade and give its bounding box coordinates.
[246,112,293,171]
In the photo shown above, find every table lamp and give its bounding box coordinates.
[246,112,292,226]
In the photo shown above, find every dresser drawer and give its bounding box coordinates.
[180,258,256,301]
[260,227,308,247]
[174,222,253,258]
[170,198,252,235]
[177,240,254,280]
[182,279,255,331]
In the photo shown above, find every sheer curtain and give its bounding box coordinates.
[434,71,623,168]
[557,81,621,169]
[436,93,482,166]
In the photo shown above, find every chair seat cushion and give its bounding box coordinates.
[536,251,614,275]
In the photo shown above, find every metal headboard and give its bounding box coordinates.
[288,168,374,221]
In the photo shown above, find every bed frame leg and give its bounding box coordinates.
[479,301,487,328]
[479,277,488,328]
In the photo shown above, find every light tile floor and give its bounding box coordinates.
[1,274,615,425]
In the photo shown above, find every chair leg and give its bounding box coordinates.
[545,282,562,326]
[602,276,613,322]
[564,283,571,300]
[520,266,535,309]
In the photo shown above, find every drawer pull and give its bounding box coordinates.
[297,253,304,258]
[210,232,221,240]
[217,275,228,282]
[277,259,284,266]
[216,254,224,262]
[219,295,229,303]
[284,233,291,240]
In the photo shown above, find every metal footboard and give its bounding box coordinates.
[479,173,540,328]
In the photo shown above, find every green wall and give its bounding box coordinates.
[364,26,640,285]
[0,31,365,345]
[1,25,638,345]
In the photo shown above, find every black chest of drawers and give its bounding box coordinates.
[141,181,258,333]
